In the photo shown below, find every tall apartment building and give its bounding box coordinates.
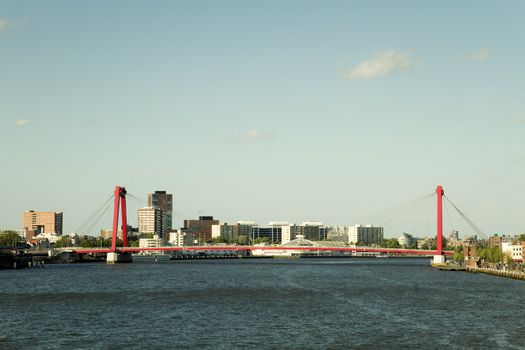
[348,224,384,245]
[137,207,164,236]
[22,211,63,238]
[148,191,173,236]
[183,216,219,243]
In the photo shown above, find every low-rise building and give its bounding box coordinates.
[447,230,460,247]
[139,235,164,249]
[398,233,416,248]
[502,243,523,262]
[168,230,186,247]
[291,222,327,241]
[100,229,124,240]
[326,226,349,242]
[252,222,291,244]
[32,232,61,244]
[417,237,436,249]
[463,244,479,268]
[184,216,220,243]
[488,235,503,247]
[211,221,258,243]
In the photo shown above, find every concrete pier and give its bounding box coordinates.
[106,252,133,264]
[432,255,445,266]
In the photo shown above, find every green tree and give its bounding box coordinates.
[254,237,270,244]
[381,238,400,249]
[477,245,506,264]
[55,236,72,248]
[0,231,22,246]
[79,238,93,247]
[210,237,227,244]
[453,246,464,263]
[237,235,248,245]
[95,237,111,248]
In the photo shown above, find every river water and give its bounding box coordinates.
[1,258,524,349]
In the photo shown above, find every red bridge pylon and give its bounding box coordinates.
[111,186,128,251]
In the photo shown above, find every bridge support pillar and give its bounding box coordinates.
[106,252,133,264]
[432,255,445,265]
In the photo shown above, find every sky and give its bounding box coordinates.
[1,1,524,237]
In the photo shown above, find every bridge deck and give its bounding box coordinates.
[69,246,453,256]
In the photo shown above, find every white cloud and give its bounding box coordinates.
[465,48,491,62]
[15,119,31,127]
[512,114,525,124]
[0,19,12,31]
[231,129,275,142]
[343,50,414,80]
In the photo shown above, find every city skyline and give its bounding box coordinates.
[1,1,525,234]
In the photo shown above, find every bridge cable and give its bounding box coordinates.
[383,197,425,236]
[443,199,456,237]
[82,199,114,235]
[400,196,432,235]
[126,192,148,205]
[422,195,435,237]
[352,192,434,229]
[443,195,485,238]
[408,194,434,237]
[74,194,114,233]
[363,193,434,237]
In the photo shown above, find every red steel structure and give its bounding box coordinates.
[73,246,453,255]
[72,185,453,257]
[111,186,128,251]
[436,185,444,256]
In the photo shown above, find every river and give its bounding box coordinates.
[1,258,524,349]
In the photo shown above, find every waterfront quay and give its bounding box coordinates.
[0,246,33,269]
[466,266,525,281]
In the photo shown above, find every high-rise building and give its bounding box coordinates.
[348,224,384,245]
[138,207,164,236]
[22,211,63,237]
[148,191,173,236]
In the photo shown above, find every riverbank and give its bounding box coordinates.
[466,266,525,281]
[0,252,33,269]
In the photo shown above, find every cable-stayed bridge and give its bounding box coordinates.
[58,184,487,264]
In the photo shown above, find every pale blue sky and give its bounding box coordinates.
[1,1,524,236]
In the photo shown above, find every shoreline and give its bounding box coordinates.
[465,267,525,281]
